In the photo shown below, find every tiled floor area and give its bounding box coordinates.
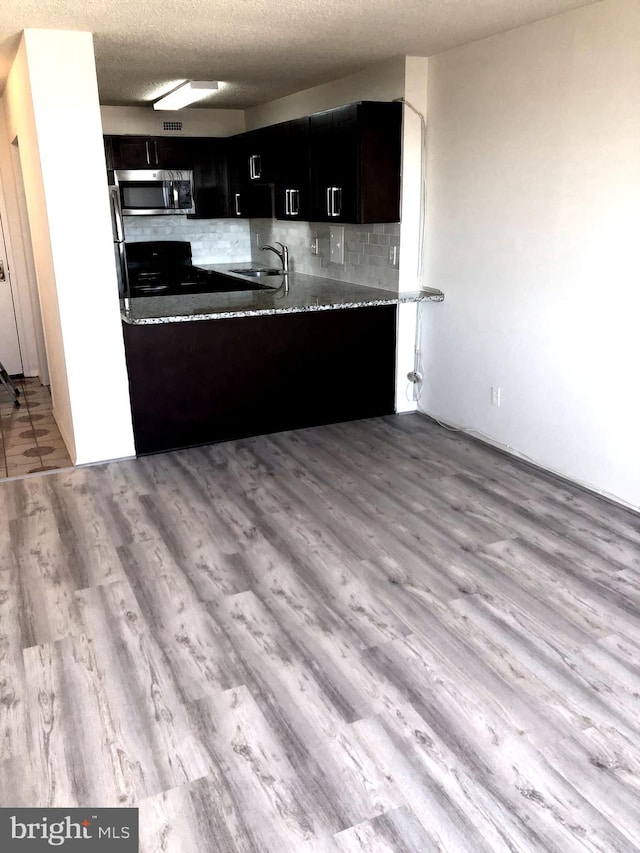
[0,376,73,479]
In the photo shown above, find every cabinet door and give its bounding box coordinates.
[110,136,153,169]
[153,137,193,169]
[188,138,229,219]
[274,118,310,221]
[329,105,359,222]
[242,126,277,184]
[309,105,358,223]
[108,135,193,170]
[357,101,402,224]
[309,102,401,224]
[226,135,273,218]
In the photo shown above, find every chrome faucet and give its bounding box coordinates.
[260,241,289,273]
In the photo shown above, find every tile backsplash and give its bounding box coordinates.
[249,220,400,291]
[123,216,251,264]
[122,215,400,290]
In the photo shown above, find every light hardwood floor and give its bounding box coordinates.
[1,414,639,851]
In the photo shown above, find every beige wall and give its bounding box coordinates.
[4,30,135,464]
[421,0,640,508]
[100,105,245,136]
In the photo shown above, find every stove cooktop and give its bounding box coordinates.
[124,241,272,297]
[128,266,271,297]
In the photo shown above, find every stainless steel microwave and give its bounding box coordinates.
[113,169,195,215]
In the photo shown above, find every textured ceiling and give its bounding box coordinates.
[0,0,603,108]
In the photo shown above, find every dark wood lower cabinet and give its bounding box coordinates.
[123,306,397,455]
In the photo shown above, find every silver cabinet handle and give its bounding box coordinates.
[327,187,341,217]
[284,188,299,216]
[145,140,151,165]
[332,186,342,217]
[234,193,241,216]
[249,154,262,180]
[153,140,159,166]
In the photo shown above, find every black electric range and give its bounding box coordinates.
[125,240,266,297]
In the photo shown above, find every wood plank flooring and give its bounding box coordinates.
[1,414,639,851]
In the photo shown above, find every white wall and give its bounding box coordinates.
[399,57,428,294]
[4,30,135,464]
[100,105,245,137]
[396,57,429,414]
[421,0,640,509]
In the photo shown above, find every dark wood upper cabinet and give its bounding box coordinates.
[273,118,310,221]
[104,100,401,224]
[226,133,273,219]
[309,101,402,224]
[230,102,401,224]
[309,105,358,223]
[188,138,229,220]
[241,125,278,184]
[107,135,194,170]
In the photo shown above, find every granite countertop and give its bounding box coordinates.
[121,263,444,325]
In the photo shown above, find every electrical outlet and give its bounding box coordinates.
[388,245,399,267]
[329,226,344,265]
[491,386,501,407]
[310,237,319,256]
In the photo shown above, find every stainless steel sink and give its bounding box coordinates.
[230,268,284,277]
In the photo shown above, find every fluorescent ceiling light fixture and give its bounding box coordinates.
[153,81,219,110]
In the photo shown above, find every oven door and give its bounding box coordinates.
[114,169,195,215]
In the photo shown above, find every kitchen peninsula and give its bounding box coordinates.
[121,269,444,455]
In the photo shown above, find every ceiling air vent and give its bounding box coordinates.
[163,121,183,131]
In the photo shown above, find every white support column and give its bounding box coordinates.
[4,30,135,464]
[395,300,420,414]
[396,56,428,413]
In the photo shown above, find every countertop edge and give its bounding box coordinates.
[122,290,444,325]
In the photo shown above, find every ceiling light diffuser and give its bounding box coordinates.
[153,81,219,110]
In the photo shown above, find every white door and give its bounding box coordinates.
[0,213,23,375]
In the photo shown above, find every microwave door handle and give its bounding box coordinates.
[162,180,171,209]
[172,181,180,209]
[116,241,131,305]
[109,187,125,242]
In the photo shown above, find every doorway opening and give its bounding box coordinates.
[0,140,71,479]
